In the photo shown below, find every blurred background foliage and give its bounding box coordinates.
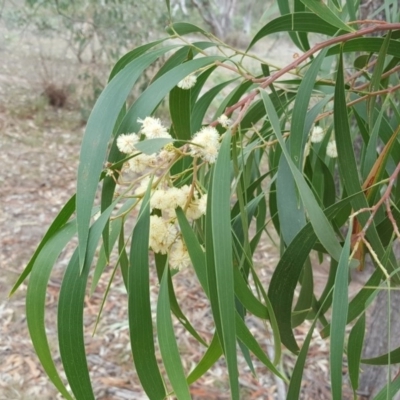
[2,0,278,120]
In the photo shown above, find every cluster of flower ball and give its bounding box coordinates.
[309,126,338,158]
[116,116,228,173]
[135,179,207,270]
[115,115,229,270]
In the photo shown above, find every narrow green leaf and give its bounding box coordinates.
[77,46,177,270]
[318,259,338,314]
[27,222,76,400]
[187,334,223,384]
[276,156,306,246]
[128,182,166,399]
[276,1,312,50]
[134,138,174,154]
[262,90,343,261]
[108,39,166,81]
[58,250,94,400]
[268,223,315,353]
[176,208,209,294]
[320,267,382,338]
[348,314,366,393]
[330,220,352,400]
[327,38,400,58]
[286,314,319,398]
[248,12,342,50]
[235,314,286,380]
[368,31,392,125]
[269,192,360,352]
[90,218,122,295]
[334,52,399,281]
[292,257,314,327]
[362,346,400,365]
[210,131,239,399]
[362,104,386,181]
[290,48,328,168]
[157,267,191,400]
[10,195,76,296]
[170,86,192,140]
[346,0,357,21]
[205,170,224,346]
[154,253,208,347]
[152,43,215,83]
[287,287,334,398]
[293,0,310,51]
[166,22,207,36]
[300,0,353,32]
[118,224,129,289]
[374,374,400,400]
[233,267,268,319]
[191,78,238,133]
[115,58,224,149]
[58,203,117,400]
[165,0,170,16]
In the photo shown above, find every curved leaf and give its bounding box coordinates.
[348,314,366,392]
[128,182,166,399]
[330,220,352,400]
[262,90,343,261]
[77,46,178,270]
[327,38,400,58]
[157,267,191,399]
[27,222,76,400]
[167,22,207,36]
[300,0,353,32]
[10,195,76,295]
[210,131,239,399]
[248,12,342,50]
[58,202,117,399]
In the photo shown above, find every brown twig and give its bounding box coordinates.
[220,22,400,123]
[354,64,400,91]
[314,83,400,122]
[352,161,400,244]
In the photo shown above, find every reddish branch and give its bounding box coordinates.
[218,22,400,123]
[356,161,400,239]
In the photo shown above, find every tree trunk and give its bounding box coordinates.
[357,288,400,399]
[356,1,400,397]
[190,0,236,40]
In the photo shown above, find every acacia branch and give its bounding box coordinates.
[221,22,400,121]
[352,161,400,244]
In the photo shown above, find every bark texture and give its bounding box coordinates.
[357,288,400,399]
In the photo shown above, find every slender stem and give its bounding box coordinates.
[222,22,400,121]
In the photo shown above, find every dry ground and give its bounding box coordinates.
[0,20,362,400]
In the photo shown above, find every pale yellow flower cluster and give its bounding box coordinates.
[217,114,232,128]
[114,116,219,271]
[149,215,190,270]
[137,117,171,139]
[310,126,325,143]
[116,117,174,173]
[189,126,221,163]
[147,184,207,270]
[177,74,197,90]
[326,140,338,158]
[150,185,207,218]
[308,126,338,159]
[149,215,177,254]
[133,176,207,270]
